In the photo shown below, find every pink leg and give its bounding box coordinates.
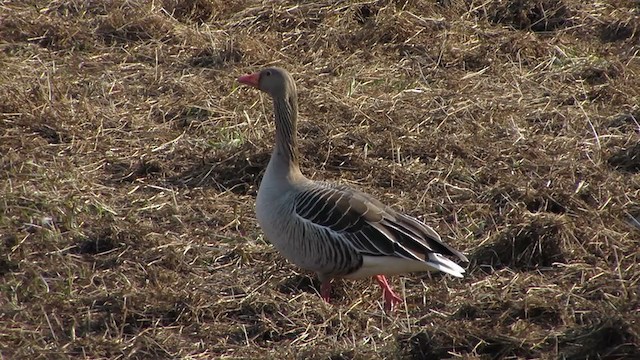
[320,281,332,303]
[374,275,403,311]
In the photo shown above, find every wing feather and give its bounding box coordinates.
[293,183,467,265]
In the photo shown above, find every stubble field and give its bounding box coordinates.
[1,0,639,359]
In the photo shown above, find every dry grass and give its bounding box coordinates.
[1,0,639,359]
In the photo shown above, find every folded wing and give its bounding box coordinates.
[293,184,468,271]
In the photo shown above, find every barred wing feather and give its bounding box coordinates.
[293,184,468,265]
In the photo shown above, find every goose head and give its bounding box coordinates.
[237,67,296,99]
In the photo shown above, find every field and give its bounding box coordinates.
[1,0,639,358]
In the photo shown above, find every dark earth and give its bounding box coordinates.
[1,0,639,358]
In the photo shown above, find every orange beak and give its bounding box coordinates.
[237,72,260,88]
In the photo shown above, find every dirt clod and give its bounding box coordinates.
[555,318,640,359]
[608,142,640,172]
[485,0,573,32]
[473,215,565,271]
[601,21,636,42]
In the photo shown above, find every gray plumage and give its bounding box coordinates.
[238,67,468,310]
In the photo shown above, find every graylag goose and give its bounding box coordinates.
[238,67,468,311]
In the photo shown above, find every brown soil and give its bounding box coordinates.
[1,0,639,359]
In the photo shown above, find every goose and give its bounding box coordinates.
[237,67,468,310]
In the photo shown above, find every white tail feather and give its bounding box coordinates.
[345,254,467,279]
[426,253,466,278]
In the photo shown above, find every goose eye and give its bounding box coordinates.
[265,70,272,77]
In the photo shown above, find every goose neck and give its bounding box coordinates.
[272,95,300,170]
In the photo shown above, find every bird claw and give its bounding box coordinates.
[375,275,403,311]
[320,281,332,303]
[321,276,403,311]
[382,288,403,311]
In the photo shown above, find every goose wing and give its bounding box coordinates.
[293,183,468,264]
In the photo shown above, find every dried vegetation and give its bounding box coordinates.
[1,0,639,358]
